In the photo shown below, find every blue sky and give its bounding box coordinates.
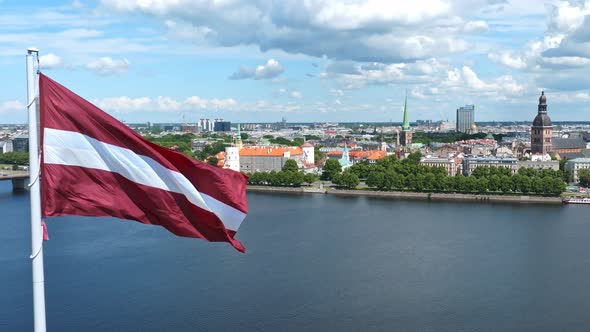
[2,0,590,123]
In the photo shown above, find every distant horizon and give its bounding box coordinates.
[3,120,590,127]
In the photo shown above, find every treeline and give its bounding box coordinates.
[247,159,318,187]
[343,153,565,196]
[145,134,197,158]
[0,152,28,165]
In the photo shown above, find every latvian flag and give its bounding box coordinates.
[39,74,248,252]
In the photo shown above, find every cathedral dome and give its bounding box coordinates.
[533,113,552,127]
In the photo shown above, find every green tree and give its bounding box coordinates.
[349,161,371,179]
[207,156,218,166]
[0,151,29,165]
[339,171,360,189]
[464,176,478,192]
[578,169,590,187]
[314,146,326,164]
[240,132,249,140]
[488,175,500,192]
[292,171,305,186]
[497,175,511,192]
[282,159,299,172]
[476,177,489,193]
[304,173,318,184]
[322,158,342,181]
[366,171,385,189]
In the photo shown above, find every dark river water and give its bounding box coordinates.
[2,181,590,331]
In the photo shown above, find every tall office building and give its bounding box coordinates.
[456,105,475,133]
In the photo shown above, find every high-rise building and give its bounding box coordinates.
[400,93,412,147]
[214,121,231,132]
[531,91,553,154]
[456,105,475,133]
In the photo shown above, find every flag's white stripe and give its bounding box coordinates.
[43,128,245,231]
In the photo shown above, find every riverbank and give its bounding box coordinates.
[246,185,563,204]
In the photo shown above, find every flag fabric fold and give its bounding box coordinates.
[39,74,248,252]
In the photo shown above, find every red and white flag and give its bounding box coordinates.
[39,74,248,252]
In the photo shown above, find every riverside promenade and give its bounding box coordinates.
[246,185,563,205]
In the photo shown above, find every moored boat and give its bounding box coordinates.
[563,197,590,205]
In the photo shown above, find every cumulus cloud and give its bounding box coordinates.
[93,95,238,112]
[0,100,24,113]
[229,59,284,80]
[442,66,525,96]
[87,57,130,75]
[39,53,63,69]
[322,58,447,89]
[289,90,302,99]
[101,0,470,63]
[463,20,489,33]
[488,51,527,69]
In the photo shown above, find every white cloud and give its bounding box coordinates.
[330,89,344,96]
[92,96,151,112]
[547,1,590,34]
[488,51,527,69]
[100,0,471,63]
[93,95,238,112]
[289,90,302,99]
[463,20,488,33]
[86,57,130,75]
[229,59,284,80]
[442,66,525,96]
[0,100,25,113]
[39,53,63,69]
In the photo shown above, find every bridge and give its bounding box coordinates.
[0,171,30,191]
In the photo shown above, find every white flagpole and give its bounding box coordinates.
[27,48,47,332]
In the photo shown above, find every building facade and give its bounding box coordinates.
[420,157,463,176]
[11,134,28,153]
[239,146,304,173]
[565,158,590,184]
[224,146,240,172]
[462,156,518,176]
[517,160,560,171]
[531,91,553,154]
[214,121,231,132]
[456,105,475,133]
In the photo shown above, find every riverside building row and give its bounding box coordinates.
[420,155,559,177]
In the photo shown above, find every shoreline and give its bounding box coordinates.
[246,185,563,205]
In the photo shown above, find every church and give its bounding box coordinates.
[530,91,553,154]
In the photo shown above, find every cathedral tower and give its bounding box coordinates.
[531,91,553,154]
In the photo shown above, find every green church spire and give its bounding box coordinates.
[402,91,410,131]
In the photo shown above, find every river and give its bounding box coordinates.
[1,181,590,331]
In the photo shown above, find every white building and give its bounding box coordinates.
[462,156,518,176]
[565,158,590,184]
[517,160,559,171]
[0,140,13,154]
[420,156,462,176]
[302,142,314,165]
[224,146,240,172]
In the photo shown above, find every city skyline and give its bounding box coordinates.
[2,1,590,124]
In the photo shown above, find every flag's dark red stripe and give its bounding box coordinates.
[39,74,247,215]
[42,164,245,252]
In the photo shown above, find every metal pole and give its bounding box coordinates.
[27,48,47,332]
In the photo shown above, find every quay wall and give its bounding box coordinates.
[246,186,562,205]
